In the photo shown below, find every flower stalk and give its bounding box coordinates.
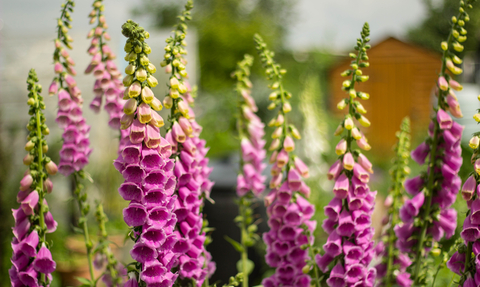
[254,34,316,287]
[231,54,266,287]
[86,0,125,130]
[10,69,59,287]
[316,23,377,287]
[375,117,413,287]
[407,1,476,284]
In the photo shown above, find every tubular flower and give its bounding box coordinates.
[405,2,474,284]
[10,70,58,286]
[86,0,126,130]
[52,2,92,176]
[316,23,377,287]
[117,20,180,286]
[255,34,315,287]
[161,3,216,284]
[374,118,413,286]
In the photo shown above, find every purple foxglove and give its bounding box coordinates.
[343,152,354,170]
[32,245,56,274]
[437,108,453,129]
[333,174,349,199]
[462,175,476,201]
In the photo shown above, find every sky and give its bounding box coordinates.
[0,0,428,51]
[286,0,427,50]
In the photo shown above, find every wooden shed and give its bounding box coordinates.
[329,37,442,154]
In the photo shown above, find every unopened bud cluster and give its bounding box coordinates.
[10,70,58,287]
[160,0,193,127]
[86,0,126,130]
[121,20,165,148]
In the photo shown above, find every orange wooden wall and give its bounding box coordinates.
[329,37,442,154]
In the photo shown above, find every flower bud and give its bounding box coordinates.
[138,103,152,124]
[54,62,63,74]
[123,99,138,115]
[438,76,449,91]
[343,152,354,170]
[44,178,53,194]
[141,87,155,104]
[45,161,58,175]
[358,116,371,127]
[355,102,367,114]
[282,102,292,113]
[123,75,134,87]
[163,96,173,109]
[23,154,34,165]
[441,41,448,51]
[449,79,463,91]
[269,139,280,151]
[135,68,147,82]
[474,114,480,122]
[147,63,156,74]
[149,112,164,128]
[290,126,301,140]
[453,42,464,52]
[267,102,276,110]
[25,141,35,151]
[351,128,362,140]
[335,139,347,155]
[337,99,347,110]
[344,117,354,130]
[269,92,277,101]
[170,77,179,89]
[49,81,58,96]
[120,113,135,130]
[271,127,282,139]
[125,64,135,75]
[475,158,480,175]
[357,137,371,151]
[128,82,142,98]
[178,101,189,117]
[462,175,476,200]
[147,75,158,87]
[334,125,344,136]
[349,89,357,98]
[452,55,463,65]
[284,136,295,152]
[358,92,370,100]
[275,114,284,126]
[470,136,480,149]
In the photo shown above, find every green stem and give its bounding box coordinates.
[385,130,408,286]
[239,198,249,287]
[308,244,321,287]
[34,84,47,286]
[73,173,95,284]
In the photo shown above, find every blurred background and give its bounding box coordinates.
[2,0,480,285]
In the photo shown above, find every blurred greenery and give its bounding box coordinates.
[408,0,480,54]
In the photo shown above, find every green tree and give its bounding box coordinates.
[408,0,480,53]
[136,0,296,91]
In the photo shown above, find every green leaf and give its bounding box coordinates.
[75,277,93,287]
[72,226,84,235]
[224,235,244,253]
[236,259,254,275]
